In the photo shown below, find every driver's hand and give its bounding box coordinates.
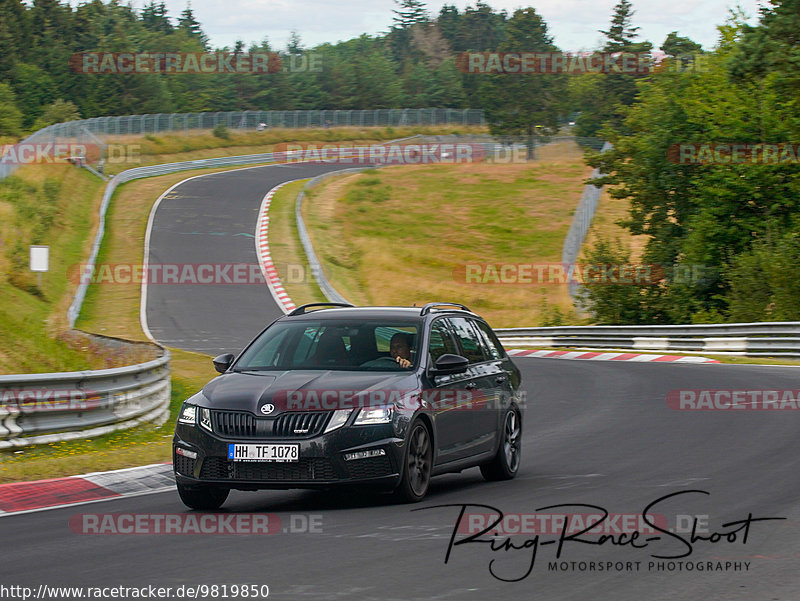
[395,356,411,368]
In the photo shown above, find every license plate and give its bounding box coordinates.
[227,443,299,462]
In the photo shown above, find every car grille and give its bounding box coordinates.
[173,453,196,476]
[210,410,331,439]
[346,455,393,480]
[200,457,337,481]
[200,457,231,479]
[212,410,259,437]
[273,412,330,437]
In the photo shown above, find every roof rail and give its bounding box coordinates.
[419,302,471,316]
[287,302,354,316]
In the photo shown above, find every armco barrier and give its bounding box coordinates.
[0,109,487,182]
[67,152,288,327]
[0,342,170,449]
[295,168,376,306]
[495,322,800,358]
[67,146,398,325]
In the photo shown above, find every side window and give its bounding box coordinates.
[428,320,459,363]
[473,320,504,360]
[447,317,487,364]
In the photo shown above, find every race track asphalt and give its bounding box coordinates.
[2,162,798,600]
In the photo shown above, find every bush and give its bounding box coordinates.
[212,124,230,139]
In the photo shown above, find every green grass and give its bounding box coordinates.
[100,125,489,176]
[0,166,108,373]
[267,180,327,305]
[0,349,216,483]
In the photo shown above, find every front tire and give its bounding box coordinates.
[394,420,433,503]
[177,482,229,510]
[480,407,521,481]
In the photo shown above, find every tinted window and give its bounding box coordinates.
[447,317,487,364]
[428,320,459,363]
[473,320,504,360]
[235,320,418,371]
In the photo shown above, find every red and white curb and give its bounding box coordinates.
[255,181,301,314]
[0,463,174,517]
[507,349,720,363]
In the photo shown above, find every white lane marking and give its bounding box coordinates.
[140,160,330,343]
[506,349,722,363]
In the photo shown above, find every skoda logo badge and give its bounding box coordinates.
[260,404,275,415]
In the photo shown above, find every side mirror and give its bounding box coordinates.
[213,353,235,374]
[431,353,469,375]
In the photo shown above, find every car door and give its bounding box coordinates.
[445,317,498,457]
[426,318,475,464]
[471,318,515,448]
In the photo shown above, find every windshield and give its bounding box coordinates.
[234,320,420,371]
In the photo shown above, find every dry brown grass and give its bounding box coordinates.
[304,151,593,327]
[578,186,648,263]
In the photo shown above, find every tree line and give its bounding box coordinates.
[1,0,694,139]
[583,1,800,324]
[2,0,796,324]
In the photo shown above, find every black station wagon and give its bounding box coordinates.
[173,302,523,509]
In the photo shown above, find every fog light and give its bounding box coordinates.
[175,447,197,459]
[344,448,386,461]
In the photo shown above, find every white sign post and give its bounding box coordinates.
[29,245,49,289]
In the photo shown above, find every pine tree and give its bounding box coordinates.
[178,3,209,49]
[287,30,303,54]
[600,0,644,52]
[141,2,173,34]
[392,0,428,30]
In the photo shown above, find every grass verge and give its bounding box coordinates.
[2,161,322,480]
[302,139,593,327]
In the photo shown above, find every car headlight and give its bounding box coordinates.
[354,406,393,425]
[199,407,212,432]
[324,409,353,433]
[178,403,197,424]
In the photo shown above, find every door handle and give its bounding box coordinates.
[465,382,478,390]
[495,375,507,383]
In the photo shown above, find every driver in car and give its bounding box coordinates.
[360,332,414,368]
[389,332,413,368]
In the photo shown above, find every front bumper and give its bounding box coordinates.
[173,420,403,491]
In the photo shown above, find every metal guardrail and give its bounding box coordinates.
[67,151,294,327]
[0,109,486,182]
[295,168,377,307]
[495,322,800,357]
[562,141,612,302]
[0,342,170,449]
[8,152,298,448]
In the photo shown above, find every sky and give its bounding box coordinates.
[122,0,768,53]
